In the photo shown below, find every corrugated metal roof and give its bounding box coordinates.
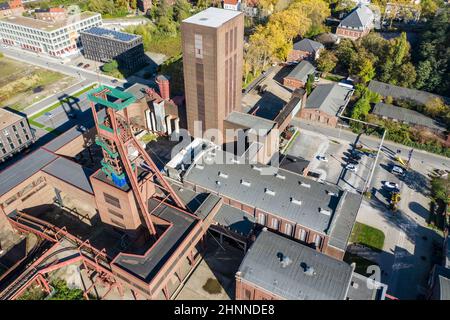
[0,148,58,196]
[41,157,94,194]
[184,148,345,234]
[238,230,353,300]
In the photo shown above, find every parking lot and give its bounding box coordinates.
[286,127,374,193]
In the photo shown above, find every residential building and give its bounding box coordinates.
[314,32,341,47]
[34,8,67,22]
[223,0,241,11]
[0,108,34,162]
[283,60,316,89]
[336,5,374,40]
[428,265,450,300]
[235,229,388,300]
[299,83,353,127]
[181,8,244,140]
[80,27,146,73]
[288,38,324,62]
[372,102,446,134]
[0,12,102,57]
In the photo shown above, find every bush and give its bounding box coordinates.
[202,278,222,294]
[49,279,84,300]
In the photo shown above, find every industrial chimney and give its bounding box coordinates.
[156,75,170,101]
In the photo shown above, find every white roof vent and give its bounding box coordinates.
[218,172,228,178]
[277,252,292,268]
[231,158,240,164]
[265,188,276,196]
[253,166,263,172]
[216,180,221,186]
[290,198,302,206]
[320,208,331,216]
[304,266,315,276]
[327,191,337,196]
[275,173,285,180]
[196,164,204,170]
[241,179,251,187]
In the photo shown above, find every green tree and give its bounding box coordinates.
[316,49,337,74]
[49,279,84,300]
[102,59,118,73]
[357,58,375,83]
[305,73,314,95]
[424,97,447,117]
[174,0,192,22]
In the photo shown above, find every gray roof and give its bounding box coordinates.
[183,148,349,235]
[194,193,221,220]
[0,148,58,196]
[225,111,276,134]
[41,157,94,194]
[214,204,255,236]
[285,60,316,84]
[182,7,242,28]
[293,39,324,54]
[113,199,199,282]
[305,83,353,116]
[368,80,450,106]
[124,83,148,101]
[44,126,87,152]
[237,230,353,300]
[372,102,446,132]
[346,273,387,300]
[339,5,374,29]
[327,191,361,251]
[81,27,140,43]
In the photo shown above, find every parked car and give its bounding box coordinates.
[77,62,84,67]
[346,164,358,172]
[350,154,362,161]
[391,166,405,176]
[317,156,328,162]
[347,158,359,165]
[383,181,399,190]
[83,64,90,69]
[111,79,118,84]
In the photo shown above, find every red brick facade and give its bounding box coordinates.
[299,108,339,127]
[335,27,369,41]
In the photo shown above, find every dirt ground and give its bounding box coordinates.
[0,56,76,111]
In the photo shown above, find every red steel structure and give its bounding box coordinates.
[88,85,186,235]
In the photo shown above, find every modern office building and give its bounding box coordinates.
[181,7,244,139]
[0,108,34,162]
[0,11,102,57]
[80,27,147,73]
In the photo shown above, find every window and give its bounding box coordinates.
[271,218,279,230]
[285,224,293,236]
[108,208,124,219]
[244,289,251,300]
[314,235,322,248]
[194,34,203,59]
[257,213,266,225]
[104,193,121,208]
[111,218,126,229]
[299,229,307,242]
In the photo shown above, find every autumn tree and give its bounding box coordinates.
[316,49,337,74]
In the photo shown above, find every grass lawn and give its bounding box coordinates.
[349,222,385,251]
[343,252,379,276]
[0,56,76,111]
[323,74,345,82]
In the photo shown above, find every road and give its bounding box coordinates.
[292,118,450,172]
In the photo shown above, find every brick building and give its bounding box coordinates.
[0,0,23,18]
[336,5,374,40]
[236,230,388,300]
[283,60,316,89]
[177,146,361,260]
[34,8,67,22]
[299,83,353,127]
[181,8,244,140]
[0,108,34,162]
[287,38,324,62]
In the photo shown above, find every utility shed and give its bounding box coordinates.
[236,230,353,300]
